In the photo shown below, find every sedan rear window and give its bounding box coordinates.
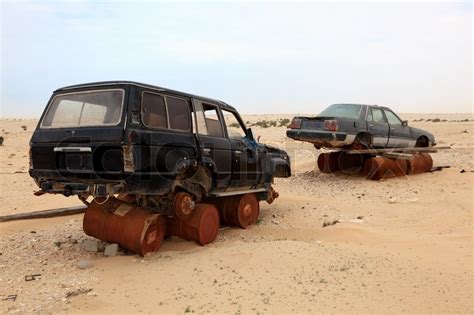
[317,104,361,119]
[41,89,124,128]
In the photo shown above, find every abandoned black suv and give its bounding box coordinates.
[29,81,290,254]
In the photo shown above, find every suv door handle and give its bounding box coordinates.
[202,148,211,154]
[368,124,375,127]
[235,150,242,155]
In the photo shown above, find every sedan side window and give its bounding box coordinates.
[367,108,373,121]
[372,108,387,123]
[384,110,403,125]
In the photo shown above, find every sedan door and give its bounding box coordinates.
[384,109,412,148]
[368,107,389,148]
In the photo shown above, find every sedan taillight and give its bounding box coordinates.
[324,120,338,131]
[288,118,302,129]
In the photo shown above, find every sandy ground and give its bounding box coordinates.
[0,113,473,314]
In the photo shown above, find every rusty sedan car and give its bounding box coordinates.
[286,104,436,149]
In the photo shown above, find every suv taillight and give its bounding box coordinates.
[324,120,338,131]
[288,118,302,129]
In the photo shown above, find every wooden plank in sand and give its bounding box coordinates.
[0,206,87,223]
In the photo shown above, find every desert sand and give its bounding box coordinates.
[0,113,473,314]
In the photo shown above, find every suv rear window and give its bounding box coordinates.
[142,92,191,132]
[41,89,124,128]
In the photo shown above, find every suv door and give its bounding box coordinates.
[136,91,197,180]
[368,107,389,147]
[221,109,259,189]
[193,100,232,189]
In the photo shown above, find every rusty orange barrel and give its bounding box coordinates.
[338,152,367,174]
[317,152,341,173]
[167,203,219,246]
[407,153,433,174]
[214,194,260,228]
[83,197,166,256]
[363,157,408,180]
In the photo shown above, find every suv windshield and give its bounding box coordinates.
[317,104,361,119]
[41,89,124,128]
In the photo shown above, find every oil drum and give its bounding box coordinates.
[215,194,260,229]
[166,203,219,246]
[363,157,408,180]
[407,153,433,174]
[338,152,368,174]
[317,152,341,173]
[83,197,166,256]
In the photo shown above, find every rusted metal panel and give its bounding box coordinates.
[173,192,195,219]
[266,186,279,204]
[83,197,166,256]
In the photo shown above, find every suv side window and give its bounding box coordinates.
[167,96,191,131]
[221,109,246,140]
[371,108,387,123]
[202,104,224,137]
[384,110,402,125]
[141,92,191,132]
[142,92,167,129]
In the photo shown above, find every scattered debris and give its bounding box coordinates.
[76,260,93,270]
[25,274,41,281]
[21,125,27,131]
[65,288,92,298]
[322,219,339,227]
[430,165,451,172]
[460,169,466,173]
[104,243,119,257]
[0,136,4,146]
[388,197,397,204]
[83,239,99,252]
[1,294,17,302]
[272,219,281,225]
[349,218,365,224]
[461,130,468,133]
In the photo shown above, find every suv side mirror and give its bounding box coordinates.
[402,120,408,126]
[247,128,255,141]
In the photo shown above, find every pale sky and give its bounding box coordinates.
[1,0,472,117]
